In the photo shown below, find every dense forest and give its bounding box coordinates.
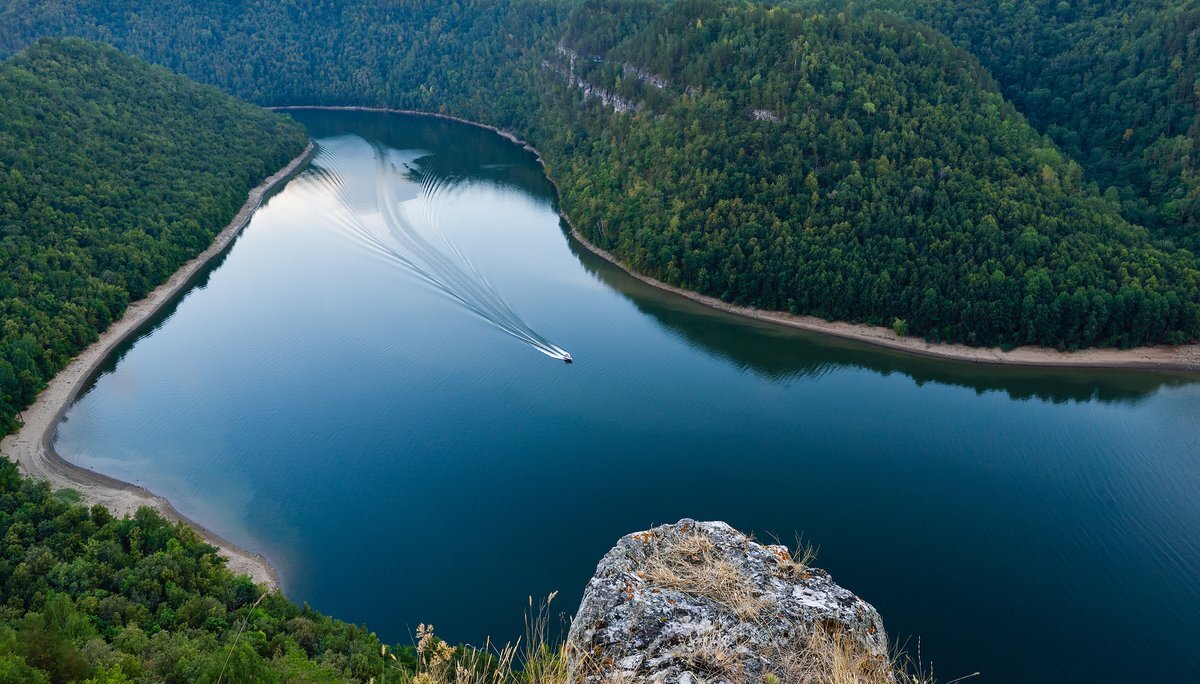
[0,38,307,433]
[847,0,1200,252]
[1,0,1197,351]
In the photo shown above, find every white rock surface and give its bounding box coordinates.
[567,519,890,683]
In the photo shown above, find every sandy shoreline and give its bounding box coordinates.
[0,142,315,591]
[275,105,1200,374]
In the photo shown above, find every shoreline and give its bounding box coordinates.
[269,105,548,158]
[273,105,1200,373]
[569,229,1200,372]
[0,142,316,591]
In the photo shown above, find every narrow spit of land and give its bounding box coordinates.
[0,143,315,591]
[275,106,1200,374]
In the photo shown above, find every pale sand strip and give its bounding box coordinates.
[274,105,1200,373]
[0,142,315,591]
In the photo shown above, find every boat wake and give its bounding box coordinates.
[300,137,571,362]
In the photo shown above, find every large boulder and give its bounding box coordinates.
[566,519,894,683]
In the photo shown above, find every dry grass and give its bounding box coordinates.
[681,629,749,681]
[635,525,920,684]
[639,526,764,620]
[390,595,573,684]
[762,626,897,684]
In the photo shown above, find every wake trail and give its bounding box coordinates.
[372,145,568,358]
[309,140,570,361]
[305,153,486,314]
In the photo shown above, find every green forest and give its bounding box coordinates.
[0,40,518,683]
[1,0,1197,351]
[0,38,307,433]
[849,0,1200,251]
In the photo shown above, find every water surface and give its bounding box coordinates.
[57,110,1200,683]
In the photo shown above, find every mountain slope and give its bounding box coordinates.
[846,0,1200,250]
[536,0,1200,348]
[0,38,306,431]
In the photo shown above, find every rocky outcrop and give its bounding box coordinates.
[567,520,894,683]
[547,41,655,114]
[622,63,670,89]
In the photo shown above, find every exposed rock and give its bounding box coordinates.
[542,59,642,114]
[567,519,893,683]
[623,63,670,89]
[547,42,643,113]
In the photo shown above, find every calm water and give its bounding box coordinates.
[57,111,1200,682]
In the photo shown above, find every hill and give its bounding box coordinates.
[0,38,307,432]
[852,0,1200,251]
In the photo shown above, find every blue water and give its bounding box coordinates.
[56,110,1200,682]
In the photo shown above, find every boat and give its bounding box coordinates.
[563,352,573,364]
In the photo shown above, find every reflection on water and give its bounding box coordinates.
[292,109,557,204]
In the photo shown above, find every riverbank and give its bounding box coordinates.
[570,228,1200,372]
[0,142,315,590]
[272,105,1200,374]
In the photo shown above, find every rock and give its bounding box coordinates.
[567,519,894,683]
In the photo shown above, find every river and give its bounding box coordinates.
[55,110,1200,682]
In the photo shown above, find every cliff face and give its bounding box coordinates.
[567,520,894,683]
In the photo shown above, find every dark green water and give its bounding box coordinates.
[56,110,1200,682]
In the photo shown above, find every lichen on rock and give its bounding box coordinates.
[566,519,894,683]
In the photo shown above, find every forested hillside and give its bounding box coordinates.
[1,0,1197,351]
[0,38,307,432]
[850,0,1200,251]
[538,0,1199,348]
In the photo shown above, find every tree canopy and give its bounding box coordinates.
[848,0,1200,251]
[0,38,306,432]
[0,455,426,682]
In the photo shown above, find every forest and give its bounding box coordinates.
[0,39,517,682]
[847,0,1200,252]
[1,0,1197,351]
[0,38,307,433]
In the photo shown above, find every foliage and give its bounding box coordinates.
[844,0,1200,251]
[533,0,1200,349]
[0,38,307,432]
[0,454,583,683]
